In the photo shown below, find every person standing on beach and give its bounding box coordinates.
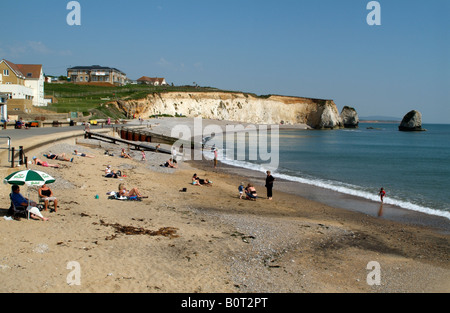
[265,171,275,200]
[379,187,386,203]
[238,182,245,199]
[213,149,218,168]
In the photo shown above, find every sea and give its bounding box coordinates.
[205,123,450,223]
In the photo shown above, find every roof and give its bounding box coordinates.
[16,64,42,79]
[1,59,26,79]
[1,59,43,79]
[67,65,126,75]
[137,76,166,83]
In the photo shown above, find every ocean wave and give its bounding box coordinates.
[218,156,450,221]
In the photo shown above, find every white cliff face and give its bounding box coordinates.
[118,92,343,129]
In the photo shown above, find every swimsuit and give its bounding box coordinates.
[41,189,51,197]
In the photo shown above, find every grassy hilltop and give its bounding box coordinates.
[44,83,251,119]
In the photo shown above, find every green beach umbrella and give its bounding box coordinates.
[4,169,56,186]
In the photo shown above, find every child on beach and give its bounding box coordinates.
[238,182,244,199]
[379,187,386,203]
[141,150,146,161]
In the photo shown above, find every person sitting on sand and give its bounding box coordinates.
[121,148,132,159]
[105,165,121,178]
[118,183,143,198]
[44,152,73,162]
[192,173,202,185]
[192,174,212,186]
[73,150,95,158]
[245,183,257,200]
[11,184,49,221]
[32,156,60,168]
[162,158,177,168]
[38,183,58,212]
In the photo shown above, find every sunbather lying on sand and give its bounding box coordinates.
[44,152,73,162]
[32,156,60,168]
[74,150,95,158]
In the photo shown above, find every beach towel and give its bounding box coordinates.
[107,193,142,201]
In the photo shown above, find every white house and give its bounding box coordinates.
[0,60,45,110]
[17,64,45,107]
[0,93,7,121]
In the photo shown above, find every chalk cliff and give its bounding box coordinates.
[115,92,344,129]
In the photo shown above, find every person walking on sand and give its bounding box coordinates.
[379,187,386,203]
[265,171,275,200]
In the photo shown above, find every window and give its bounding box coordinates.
[27,73,33,77]
[3,69,9,76]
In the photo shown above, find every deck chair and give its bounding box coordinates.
[8,193,30,220]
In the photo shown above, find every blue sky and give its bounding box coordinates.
[1,0,449,123]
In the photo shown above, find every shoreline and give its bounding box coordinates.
[139,117,448,234]
[189,158,450,235]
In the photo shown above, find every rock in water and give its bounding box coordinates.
[340,106,359,128]
[399,110,426,131]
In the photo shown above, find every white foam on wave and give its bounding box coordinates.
[218,156,450,221]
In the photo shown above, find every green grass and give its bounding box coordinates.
[43,82,274,117]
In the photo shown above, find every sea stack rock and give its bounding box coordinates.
[340,106,359,128]
[317,103,343,129]
[399,110,426,131]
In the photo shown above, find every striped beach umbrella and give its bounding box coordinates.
[4,170,56,186]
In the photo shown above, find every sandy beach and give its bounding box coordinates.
[0,119,449,294]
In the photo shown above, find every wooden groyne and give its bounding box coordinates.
[84,130,172,154]
[115,127,195,149]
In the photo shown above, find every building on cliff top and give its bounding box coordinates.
[137,76,167,86]
[67,65,127,86]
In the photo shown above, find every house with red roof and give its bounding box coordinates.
[137,76,168,86]
[0,59,45,115]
